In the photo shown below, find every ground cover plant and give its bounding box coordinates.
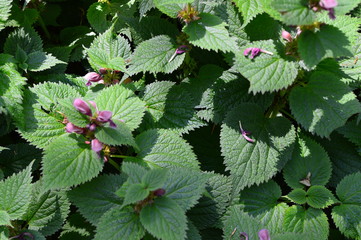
[0,0,361,239]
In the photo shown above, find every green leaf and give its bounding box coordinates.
[332,172,361,239]
[128,35,185,74]
[142,81,204,133]
[234,0,265,26]
[68,174,126,226]
[24,181,70,236]
[42,134,104,190]
[15,46,28,64]
[163,168,208,211]
[59,213,93,240]
[135,129,200,170]
[95,120,137,148]
[153,0,192,17]
[283,134,332,189]
[183,13,237,52]
[108,57,126,73]
[87,2,112,33]
[58,98,90,128]
[142,169,168,191]
[87,28,132,71]
[139,0,155,16]
[283,206,329,240]
[238,180,289,234]
[298,25,352,69]
[0,163,33,220]
[140,197,187,240]
[94,206,145,240]
[0,226,8,240]
[335,0,361,15]
[306,185,337,209]
[235,40,298,93]
[0,211,11,226]
[0,0,12,31]
[186,220,201,240]
[121,162,148,184]
[27,51,64,72]
[288,188,307,205]
[220,103,296,191]
[94,84,146,131]
[290,71,361,137]
[123,184,150,206]
[337,119,361,147]
[4,26,42,55]
[272,0,316,25]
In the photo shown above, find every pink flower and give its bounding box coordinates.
[258,229,270,240]
[319,0,338,9]
[244,48,273,59]
[282,30,293,42]
[240,232,249,240]
[84,72,103,86]
[169,45,189,62]
[65,122,85,134]
[73,98,92,116]
[239,121,255,143]
[153,188,166,196]
[97,111,112,123]
[91,139,103,153]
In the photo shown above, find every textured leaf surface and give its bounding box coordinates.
[221,103,296,191]
[163,168,208,211]
[135,129,199,170]
[128,35,185,74]
[42,134,103,190]
[272,0,315,25]
[121,162,148,184]
[4,26,42,55]
[306,185,337,209]
[140,197,187,240]
[289,71,361,137]
[153,0,192,17]
[142,169,168,191]
[95,84,146,131]
[95,120,137,148]
[0,211,10,226]
[236,40,298,93]
[283,134,332,189]
[27,51,64,72]
[123,184,150,206]
[94,206,145,240]
[337,119,361,147]
[87,2,111,33]
[298,25,352,68]
[0,0,12,31]
[288,189,307,205]
[234,0,265,26]
[283,206,329,240]
[68,174,126,225]
[332,172,361,239]
[0,164,32,219]
[183,13,237,52]
[335,0,361,15]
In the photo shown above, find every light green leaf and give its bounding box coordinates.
[128,35,185,74]
[42,134,104,190]
[236,40,298,93]
[289,71,361,137]
[87,28,132,71]
[58,98,90,128]
[27,51,64,72]
[95,120,137,148]
[283,134,332,189]
[139,0,155,16]
[94,84,146,131]
[306,185,337,209]
[121,162,148,184]
[94,206,145,240]
[283,206,329,240]
[108,57,126,73]
[0,226,8,240]
[183,13,237,52]
[221,103,296,191]
[335,0,361,15]
[163,168,208,211]
[4,26,43,55]
[135,129,200,170]
[332,172,361,239]
[68,174,126,226]
[0,163,33,220]
[153,0,192,17]
[0,0,12,31]
[234,0,265,26]
[87,2,112,33]
[272,0,315,25]
[288,189,307,205]
[140,197,187,240]
[298,25,352,68]
[123,184,150,206]
[142,169,168,191]
[0,211,11,226]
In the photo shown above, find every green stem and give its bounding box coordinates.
[108,158,120,171]
[280,109,296,121]
[110,154,130,158]
[37,15,51,40]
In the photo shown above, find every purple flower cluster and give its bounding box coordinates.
[240,229,270,240]
[65,98,118,157]
[319,0,337,19]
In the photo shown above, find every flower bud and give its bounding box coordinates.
[84,72,103,86]
[65,122,85,134]
[99,68,107,74]
[97,111,113,123]
[88,123,97,132]
[91,139,103,153]
[73,98,92,116]
[153,188,166,197]
[282,30,293,42]
[258,229,270,240]
[319,0,338,9]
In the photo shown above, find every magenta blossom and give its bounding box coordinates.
[244,48,273,59]
[73,98,92,116]
[258,229,270,240]
[239,121,255,143]
[319,0,337,19]
[153,188,166,197]
[65,122,85,134]
[169,45,189,62]
[84,72,103,86]
[240,232,249,240]
[282,30,293,42]
[88,101,117,128]
[91,139,103,153]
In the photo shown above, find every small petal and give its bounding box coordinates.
[242,132,255,143]
[176,45,189,54]
[282,30,293,42]
[99,68,107,74]
[83,72,102,82]
[153,188,166,196]
[88,123,97,132]
[65,122,85,134]
[109,119,117,128]
[319,0,338,9]
[258,229,270,240]
[243,48,252,56]
[250,48,261,59]
[91,139,103,153]
[240,232,249,240]
[97,110,113,123]
[73,98,92,116]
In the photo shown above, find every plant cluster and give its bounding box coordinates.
[0,0,361,239]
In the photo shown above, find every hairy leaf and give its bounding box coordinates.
[306,185,337,209]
